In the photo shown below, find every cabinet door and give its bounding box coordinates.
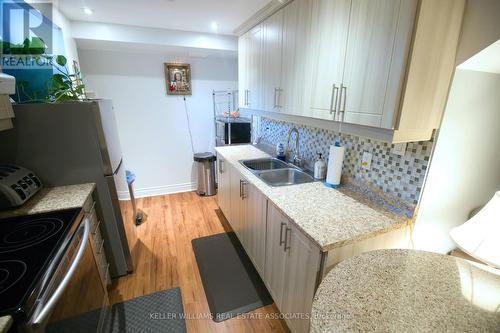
[244,182,267,276]
[282,223,321,333]
[217,156,231,219]
[264,203,288,309]
[238,33,249,108]
[341,0,412,127]
[229,165,243,235]
[306,0,350,120]
[247,25,263,110]
[280,0,312,115]
[261,10,283,112]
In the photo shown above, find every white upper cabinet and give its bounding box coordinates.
[238,0,465,143]
[261,10,284,112]
[305,0,350,121]
[247,25,263,110]
[280,0,312,115]
[341,0,415,128]
[238,32,249,109]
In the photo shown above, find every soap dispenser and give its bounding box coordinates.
[314,152,327,180]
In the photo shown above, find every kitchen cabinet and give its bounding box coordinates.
[341,0,414,128]
[229,165,245,236]
[265,203,321,333]
[216,155,231,219]
[305,0,350,121]
[243,181,267,276]
[238,34,249,108]
[224,166,267,277]
[261,10,284,112]
[306,0,417,126]
[239,25,263,110]
[280,0,312,115]
[264,202,288,307]
[238,0,465,143]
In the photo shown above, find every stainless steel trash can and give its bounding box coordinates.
[194,152,217,196]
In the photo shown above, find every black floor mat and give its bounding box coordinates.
[107,288,187,333]
[192,232,273,322]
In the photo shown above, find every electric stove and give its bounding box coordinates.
[0,208,81,321]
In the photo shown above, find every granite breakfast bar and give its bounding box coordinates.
[311,249,500,332]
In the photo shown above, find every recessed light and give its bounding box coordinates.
[211,22,219,31]
[83,7,93,15]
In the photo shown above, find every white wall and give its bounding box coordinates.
[52,7,80,71]
[412,69,500,253]
[78,48,237,198]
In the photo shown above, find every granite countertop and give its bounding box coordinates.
[311,249,500,332]
[0,316,12,333]
[215,145,406,251]
[0,183,95,219]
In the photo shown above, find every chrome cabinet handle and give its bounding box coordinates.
[277,88,282,108]
[33,218,90,325]
[239,179,243,198]
[340,84,347,121]
[284,227,291,252]
[330,84,339,119]
[245,90,248,106]
[219,159,224,173]
[241,180,248,199]
[92,219,101,236]
[273,88,278,108]
[247,90,251,106]
[98,239,105,255]
[279,222,286,246]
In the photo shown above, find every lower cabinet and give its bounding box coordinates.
[217,155,231,219]
[265,203,321,333]
[217,161,321,333]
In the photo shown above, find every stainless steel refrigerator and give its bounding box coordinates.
[0,99,133,277]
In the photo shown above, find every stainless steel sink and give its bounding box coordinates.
[240,157,315,187]
[256,168,315,187]
[240,158,289,171]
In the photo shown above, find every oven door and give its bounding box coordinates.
[27,218,109,333]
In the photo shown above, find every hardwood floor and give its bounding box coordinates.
[112,192,289,333]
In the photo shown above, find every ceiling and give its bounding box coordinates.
[56,0,272,35]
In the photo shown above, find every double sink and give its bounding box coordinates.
[239,158,315,187]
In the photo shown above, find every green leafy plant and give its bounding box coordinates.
[2,38,87,103]
[47,55,87,102]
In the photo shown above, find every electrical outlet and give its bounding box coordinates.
[392,142,407,156]
[361,152,372,170]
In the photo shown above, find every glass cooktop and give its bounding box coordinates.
[0,208,81,317]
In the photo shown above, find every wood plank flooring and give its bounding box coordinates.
[112,192,289,333]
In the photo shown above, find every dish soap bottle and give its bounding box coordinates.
[276,143,286,161]
[314,153,327,180]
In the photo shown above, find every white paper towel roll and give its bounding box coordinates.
[326,143,345,188]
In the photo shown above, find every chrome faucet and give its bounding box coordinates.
[286,127,301,167]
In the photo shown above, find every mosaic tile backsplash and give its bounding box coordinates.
[258,117,434,208]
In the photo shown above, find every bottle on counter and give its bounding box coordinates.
[313,153,327,180]
[276,143,286,161]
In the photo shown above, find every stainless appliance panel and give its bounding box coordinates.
[26,218,109,333]
[93,100,123,176]
[106,161,133,272]
[0,101,132,278]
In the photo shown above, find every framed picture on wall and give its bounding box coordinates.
[164,63,192,95]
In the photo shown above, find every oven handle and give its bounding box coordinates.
[32,218,90,326]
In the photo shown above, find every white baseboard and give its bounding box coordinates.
[117,182,197,200]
